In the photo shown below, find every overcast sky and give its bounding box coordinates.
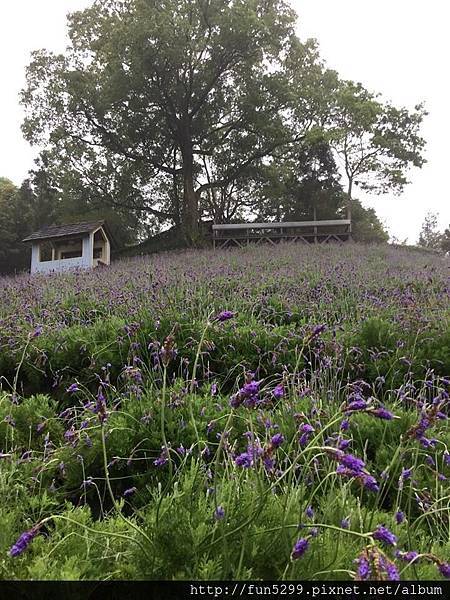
[1,0,448,242]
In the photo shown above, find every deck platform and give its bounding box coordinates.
[212,220,352,249]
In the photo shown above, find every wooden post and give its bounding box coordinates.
[105,235,111,265]
[313,207,317,243]
[31,243,40,274]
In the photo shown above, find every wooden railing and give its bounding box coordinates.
[212,220,352,249]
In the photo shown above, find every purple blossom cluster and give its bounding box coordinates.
[291,537,309,560]
[328,449,380,493]
[372,525,397,547]
[9,526,41,557]
[230,375,261,409]
[355,546,399,581]
[407,401,448,448]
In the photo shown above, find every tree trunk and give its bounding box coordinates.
[180,138,199,245]
[172,149,181,229]
[346,179,353,230]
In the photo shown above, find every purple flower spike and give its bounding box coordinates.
[395,510,405,524]
[371,407,394,420]
[270,433,285,448]
[356,555,371,580]
[419,436,436,449]
[94,388,108,424]
[214,506,225,520]
[384,560,400,581]
[311,324,326,337]
[401,467,413,480]
[154,447,169,467]
[216,310,235,322]
[438,562,450,578]
[123,487,137,498]
[338,439,351,450]
[31,326,43,338]
[346,400,368,412]
[373,525,397,547]
[396,550,419,563]
[273,384,284,399]
[362,474,380,493]
[9,526,40,557]
[263,456,275,472]
[291,538,309,560]
[339,453,365,473]
[298,423,314,447]
[340,419,350,431]
[66,383,80,393]
[241,381,259,396]
[305,505,314,519]
[235,452,252,468]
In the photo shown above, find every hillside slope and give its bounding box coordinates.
[0,243,449,581]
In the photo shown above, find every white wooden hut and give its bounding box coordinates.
[23,220,113,274]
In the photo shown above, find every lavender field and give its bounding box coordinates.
[0,243,449,581]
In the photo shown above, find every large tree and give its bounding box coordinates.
[21,0,327,244]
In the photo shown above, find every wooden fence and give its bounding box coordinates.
[212,220,352,249]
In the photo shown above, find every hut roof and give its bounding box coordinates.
[22,220,110,243]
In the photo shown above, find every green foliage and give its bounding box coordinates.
[414,325,450,375]
[440,226,450,253]
[328,81,426,201]
[254,140,345,222]
[19,0,426,243]
[20,0,314,241]
[0,178,33,274]
[349,199,389,243]
[0,394,63,451]
[418,211,444,251]
[1,503,137,581]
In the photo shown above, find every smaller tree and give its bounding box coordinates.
[254,139,344,221]
[0,178,35,274]
[328,81,427,221]
[27,154,60,228]
[0,178,19,256]
[418,211,443,250]
[344,198,389,244]
[440,226,450,253]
